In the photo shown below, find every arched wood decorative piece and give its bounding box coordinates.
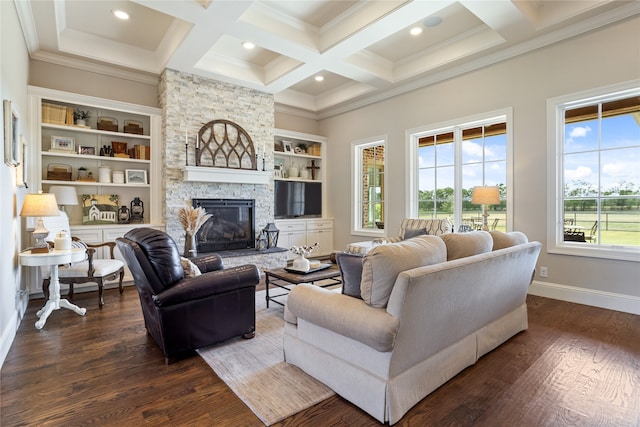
[196,119,257,170]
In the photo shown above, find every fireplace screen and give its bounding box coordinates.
[192,199,255,252]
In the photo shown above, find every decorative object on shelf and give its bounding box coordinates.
[300,169,310,180]
[262,222,280,249]
[111,141,128,156]
[274,140,284,152]
[129,197,145,223]
[50,136,75,153]
[295,143,307,154]
[47,163,72,181]
[196,119,257,170]
[99,144,114,157]
[471,185,501,231]
[288,166,299,178]
[274,164,283,178]
[76,166,96,182]
[125,169,147,184]
[290,242,319,272]
[48,185,78,214]
[19,192,60,253]
[178,204,212,258]
[98,166,112,183]
[81,194,119,224]
[78,145,96,156]
[41,102,68,125]
[97,116,118,132]
[118,205,130,224]
[112,170,125,183]
[73,109,90,126]
[123,119,143,134]
[283,141,293,152]
[4,99,20,167]
[307,160,320,180]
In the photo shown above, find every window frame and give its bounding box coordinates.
[546,80,640,262]
[351,135,387,237]
[406,108,513,231]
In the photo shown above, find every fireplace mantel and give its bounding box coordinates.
[183,166,271,185]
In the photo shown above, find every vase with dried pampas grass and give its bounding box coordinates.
[178,205,212,258]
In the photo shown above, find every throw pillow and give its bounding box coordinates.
[335,252,364,299]
[440,231,493,260]
[180,256,202,278]
[402,228,427,239]
[360,235,447,308]
[490,231,528,250]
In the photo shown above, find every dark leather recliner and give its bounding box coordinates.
[116,228,260,364]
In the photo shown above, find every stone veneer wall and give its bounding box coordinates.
[159,69,286,270]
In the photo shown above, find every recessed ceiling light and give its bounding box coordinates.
[424,16,442,27]
[410,27,423,36]
[242,41,255,49]
[112,9,129,20]
[314,75,324,82]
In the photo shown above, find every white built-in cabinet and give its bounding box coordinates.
[275,218,334,260]
[26,86,164,293]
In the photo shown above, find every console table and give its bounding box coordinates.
[19,248,87,329]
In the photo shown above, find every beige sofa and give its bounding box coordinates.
[284,231,541,424]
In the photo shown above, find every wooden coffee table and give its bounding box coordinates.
[264,264,342,307]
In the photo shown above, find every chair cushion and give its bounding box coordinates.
[440,231,493,260]
[360,235,446,308]
[489,231,528,250]
[58,259,124,278]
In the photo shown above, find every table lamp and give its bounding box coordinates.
[20,193,60,253]
[471,186,500,231]
[48,185,78,214]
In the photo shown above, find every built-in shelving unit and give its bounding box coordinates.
[26,86,164,291]
[273,129,333,258]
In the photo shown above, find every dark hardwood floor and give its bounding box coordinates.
[2,285,639,426]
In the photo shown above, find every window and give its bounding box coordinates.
[407,109,512,232]
[547,82,640,261]
[352,137,386,236]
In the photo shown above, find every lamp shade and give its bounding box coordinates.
[48,186,78,206]
[471,186,500,205]
[19,193,60,217]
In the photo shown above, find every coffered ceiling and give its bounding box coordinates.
[16,0,639,118]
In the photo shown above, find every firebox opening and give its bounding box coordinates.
[192,199,255,253]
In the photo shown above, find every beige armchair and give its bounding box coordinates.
[42,211,124,308]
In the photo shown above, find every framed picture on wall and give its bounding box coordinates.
[283,141,293,153]
[3,99,20,166]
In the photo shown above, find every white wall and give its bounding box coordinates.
[1,0,30,368]
[320,17,640,311]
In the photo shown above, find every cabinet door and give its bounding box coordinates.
[279,230,307,260]
[307,229,333,256]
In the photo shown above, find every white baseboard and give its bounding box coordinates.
[0,291,29,370]
[529,280,640,315]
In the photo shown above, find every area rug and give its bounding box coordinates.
[196,290,335,426]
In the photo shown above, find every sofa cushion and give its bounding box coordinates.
[335,252,364,299]
[402,228,427,239]
[490,231,528,250]
[360,235,446,308]
[440,231,493,260]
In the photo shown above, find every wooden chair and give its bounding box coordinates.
[490,218,500,230]
[585,221,598,243]
[42,211,125,308]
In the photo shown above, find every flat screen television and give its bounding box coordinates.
[274,181,322,218]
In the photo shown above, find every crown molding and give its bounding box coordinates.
[30,51,160,86]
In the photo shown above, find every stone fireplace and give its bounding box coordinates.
[159,69,286,271]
